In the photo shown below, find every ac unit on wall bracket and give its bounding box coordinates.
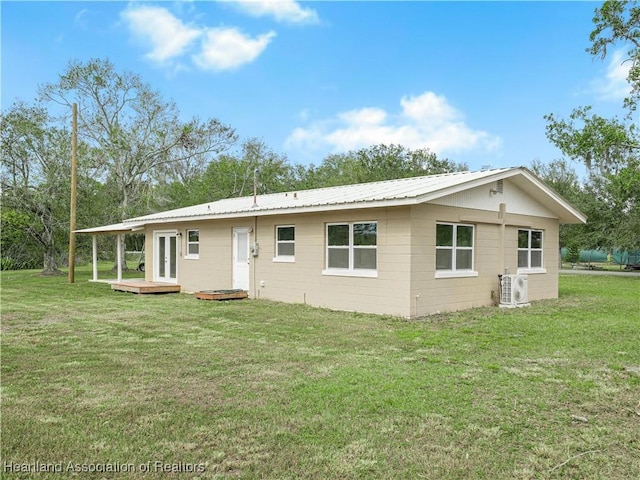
[499,274,530,308]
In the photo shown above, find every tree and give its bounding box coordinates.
[0,102,72,274]
[544,1,640,251]
[158,138,296,207]
[156,143,466,211]
[590,0,640,115]
[301,144,466,189]
[38,58,238,268]
[530,159,600,255]
[0,208,41,270]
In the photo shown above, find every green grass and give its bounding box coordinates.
[1,268,639,479]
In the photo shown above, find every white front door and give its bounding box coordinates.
[154,231,178,283]
[232,227,250,291]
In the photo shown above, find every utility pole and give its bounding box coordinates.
[68,103,77,283]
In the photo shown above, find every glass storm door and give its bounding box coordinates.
[232,227,250,291]
[155,232,177,283]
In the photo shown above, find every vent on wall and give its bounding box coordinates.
[490,179,504,195]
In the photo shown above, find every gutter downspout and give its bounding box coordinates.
[253,215,259,297]
[498,203,506,275]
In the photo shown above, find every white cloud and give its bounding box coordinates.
[232,0,320,25]
[193,27,276,71]
[121,4,276,72]
[401,91,457,124]
[74,8,90,29]
[338,107,388,125]
[285,91,502,156]
[172,0,197,16]
[588,49,632,101]
[121,5,201,64]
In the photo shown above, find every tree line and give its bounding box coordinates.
[0,59,465,273]
[2,1,638,273]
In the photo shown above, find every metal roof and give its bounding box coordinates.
[77,167,586,233]
[128,168,515,223]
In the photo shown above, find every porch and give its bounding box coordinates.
[75,221,146,283]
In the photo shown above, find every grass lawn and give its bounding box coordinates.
[1,268,639,479]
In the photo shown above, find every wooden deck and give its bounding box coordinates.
[111,281,181,294]
[195,289,248,301]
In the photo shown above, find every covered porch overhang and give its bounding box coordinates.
[74,222,146,283]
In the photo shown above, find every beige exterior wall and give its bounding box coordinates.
[144,219,240,292]
[143,207,414,317]
[409,203,559,316]
[252,207,412,317]
[142,184,561,317]
[504,217,559,301]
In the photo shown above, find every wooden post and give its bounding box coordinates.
[68,103,78,283]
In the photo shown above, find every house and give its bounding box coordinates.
[77,167,586,317]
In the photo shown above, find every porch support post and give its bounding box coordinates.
[116,234,123,282]
[92,235,98,281]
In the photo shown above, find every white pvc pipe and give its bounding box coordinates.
[92,235,98,281]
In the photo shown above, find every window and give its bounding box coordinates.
[325,222,377,276]
[274,225,295,261]
[186,229,199,258]
[518,229,543,270]
[435,223,476,277]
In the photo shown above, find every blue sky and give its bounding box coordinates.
[1,1,632,172]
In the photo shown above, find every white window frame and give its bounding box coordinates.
[185,229,200,259]
[435,222,478,278]
[323,221,378,278]
[273,225,295,263]
[517,229,546,274]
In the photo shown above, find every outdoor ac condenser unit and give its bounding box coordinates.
[499,274,529,307]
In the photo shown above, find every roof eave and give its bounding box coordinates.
[516,169,587,224]
[411,168,521,203]
[413,167,587,224]
[74,222,146,234]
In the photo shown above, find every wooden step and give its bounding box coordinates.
[195,289,248,301]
